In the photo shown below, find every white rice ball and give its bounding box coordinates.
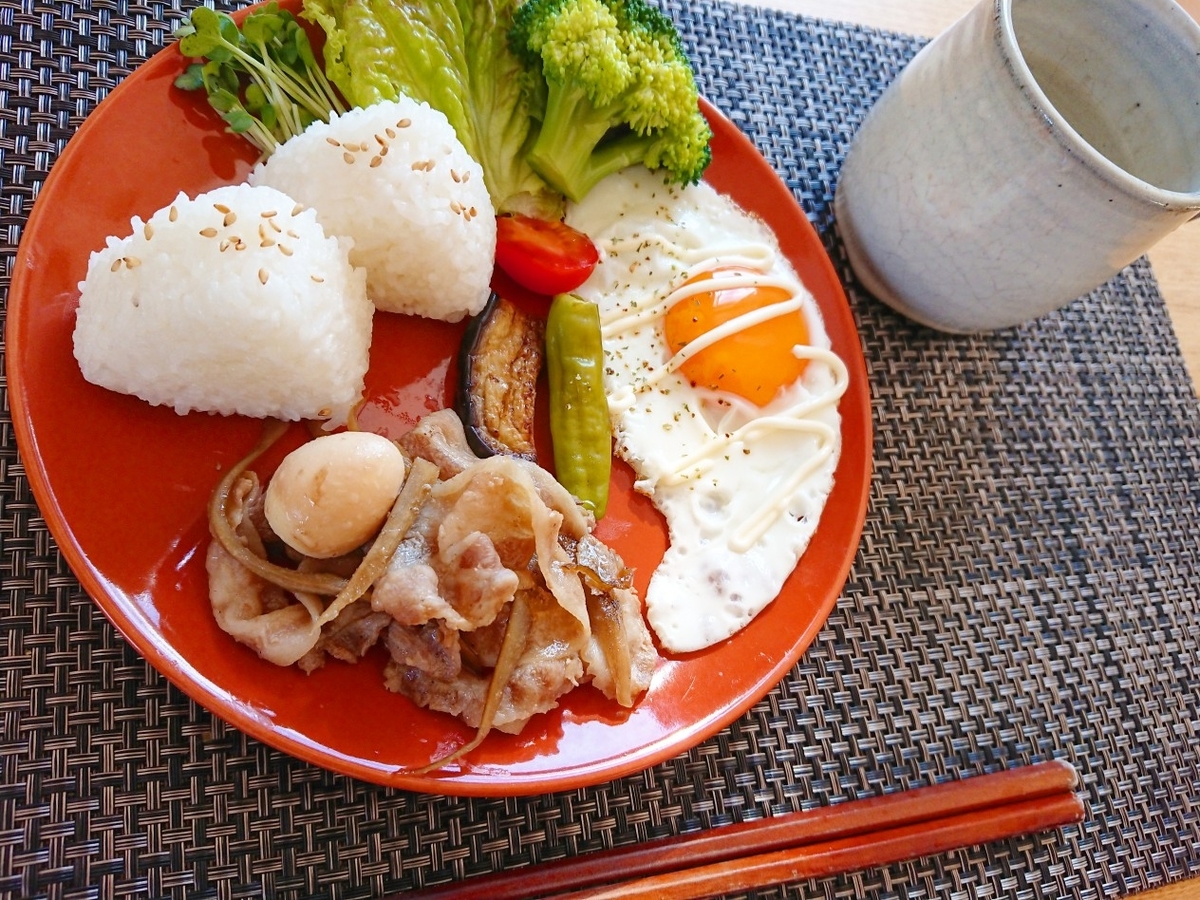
[73,183,373,425]
[249,97,496,322]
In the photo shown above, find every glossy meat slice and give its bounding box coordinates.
[397,408,479,480]
[385,585,586,732]
[371,527,518,631]
[379,450,664,747]
[320,599,393,663]
[385,619,462,682]
[206,473,322,667]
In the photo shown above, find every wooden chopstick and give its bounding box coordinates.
[402,760,1083,900]
[554,791,1085,900]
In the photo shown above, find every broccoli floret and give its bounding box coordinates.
[509,0,712,203]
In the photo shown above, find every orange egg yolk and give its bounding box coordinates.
[663,267,810,406]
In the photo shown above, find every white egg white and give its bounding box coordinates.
[567,168,848,653]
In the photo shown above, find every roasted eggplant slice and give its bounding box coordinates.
[456,293,544,461]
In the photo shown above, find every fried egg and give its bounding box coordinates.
[566,168,848,653]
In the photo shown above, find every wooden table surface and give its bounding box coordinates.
[753,0,1200,388]
[746,2,1200,898]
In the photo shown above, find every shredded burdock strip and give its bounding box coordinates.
[411,590,534,774]
[316,456,440,627]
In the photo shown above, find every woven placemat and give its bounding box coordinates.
[4,0,1200,897]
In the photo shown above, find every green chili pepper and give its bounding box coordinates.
[546,293,611,518]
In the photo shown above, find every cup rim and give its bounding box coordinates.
[997,0,1200,209]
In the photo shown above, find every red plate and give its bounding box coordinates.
[6,6,872,796]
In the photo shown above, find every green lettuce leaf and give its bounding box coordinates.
[303,0,559,215]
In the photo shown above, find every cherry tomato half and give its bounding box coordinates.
[494,213,600,296]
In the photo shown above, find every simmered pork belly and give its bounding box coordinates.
[386,584,586,733]
[206,471,322,668]
[205,412,661,767]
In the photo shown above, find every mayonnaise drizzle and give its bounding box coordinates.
[598,245,779,340]
[670,346,849,552]
[601,237,850,552]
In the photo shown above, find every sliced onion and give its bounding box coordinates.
[316,456,440,627]
[208,421,349,597]
[564,561,633,593]
[586,590,633,707]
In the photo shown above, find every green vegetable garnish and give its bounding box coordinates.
[173,3,346,155]
[303,0,713,211]
[508,0,713,203]
[304,0,558,217]
[546,293,611,518]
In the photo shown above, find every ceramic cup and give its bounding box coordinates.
[834,0,1200,333]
